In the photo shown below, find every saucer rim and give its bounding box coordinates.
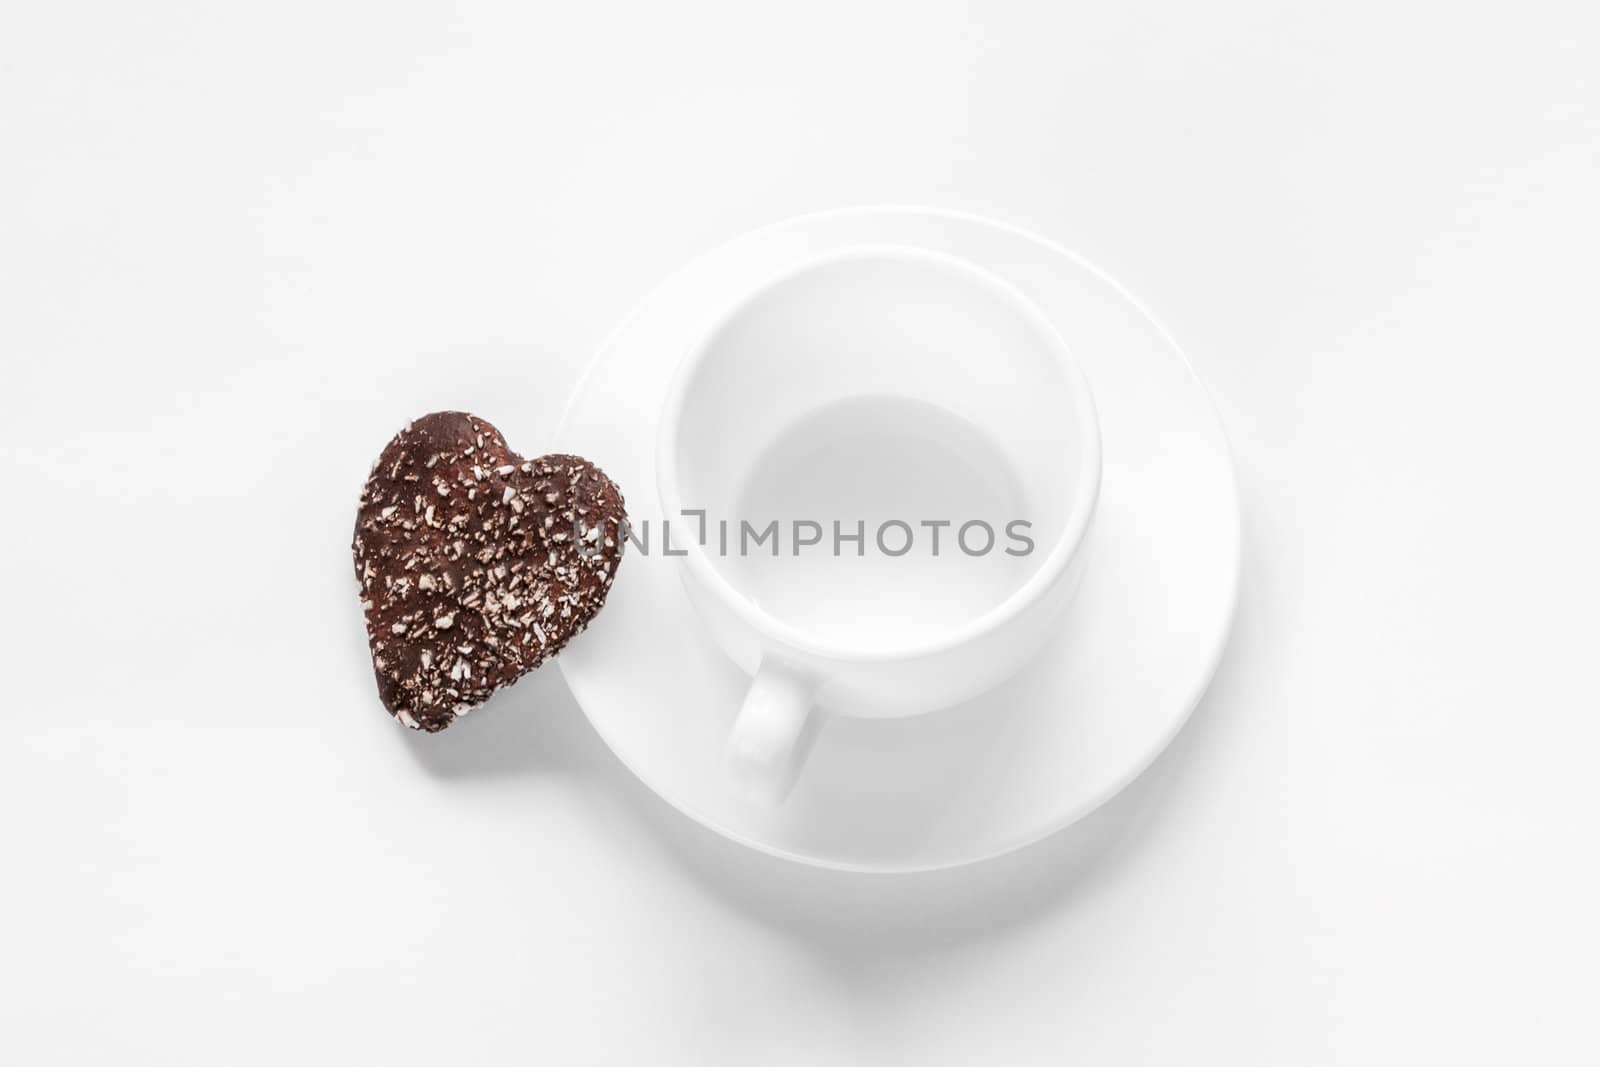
[554,205,1242,873]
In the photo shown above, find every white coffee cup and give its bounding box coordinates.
[657,245,1101,804]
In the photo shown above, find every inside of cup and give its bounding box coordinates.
[671,248,1092,655]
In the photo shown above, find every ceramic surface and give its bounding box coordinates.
[554,207,1240,871]
[656,244,1102,802]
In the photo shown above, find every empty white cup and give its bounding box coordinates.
[658,245,1101,804]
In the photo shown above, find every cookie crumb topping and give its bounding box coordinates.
[352,412,626,732]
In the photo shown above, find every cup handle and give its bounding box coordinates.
[727,661,818,806]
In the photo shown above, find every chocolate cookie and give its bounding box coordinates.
[352,412,625,731]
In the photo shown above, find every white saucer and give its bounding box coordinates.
[553,207,1240,872]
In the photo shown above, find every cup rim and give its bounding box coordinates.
[656,243,1102,664]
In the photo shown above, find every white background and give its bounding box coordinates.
[2,1,1597,1063]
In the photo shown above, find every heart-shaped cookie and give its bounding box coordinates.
[352,411,625,731]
